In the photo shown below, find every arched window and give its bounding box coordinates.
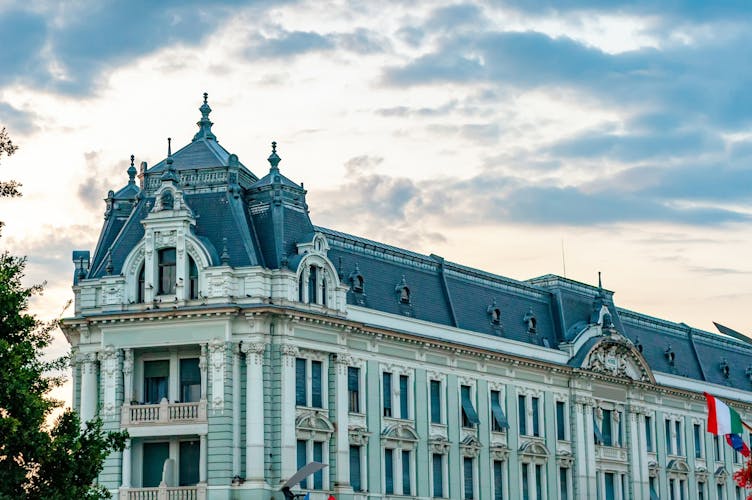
[158,248,177,295]
[299,272,305,302]
[308,265,318,304]
[137,263,145,303]
[188,256,199,300]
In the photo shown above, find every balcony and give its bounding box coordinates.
[121,399,207,426]
[123,485,206,500]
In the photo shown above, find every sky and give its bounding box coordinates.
[1,1,752,404]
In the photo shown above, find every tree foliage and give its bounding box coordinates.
[0,128,127,499]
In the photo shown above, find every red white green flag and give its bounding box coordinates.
[705,392,744,435]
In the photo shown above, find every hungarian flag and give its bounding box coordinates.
[705,392,745,435]
[726,434,752,457]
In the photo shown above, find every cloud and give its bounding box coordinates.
[245,27,390,60]
[75,151,126,211]
[0,102,40,134]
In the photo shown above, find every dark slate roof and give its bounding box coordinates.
[318,226,560,349]
[249,169,302,190]
[149,138,230,172]
[90,198,149,278]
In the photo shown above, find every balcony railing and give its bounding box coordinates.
[121,399,207,426]
[124,485,205,500]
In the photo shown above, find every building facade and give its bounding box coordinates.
[63,96,752,500]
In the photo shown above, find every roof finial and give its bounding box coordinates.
[127,154,137,184]
[221,237,230,265]
[193,92,216,142]
[268,140,281,171]
[598,271,602,289]
[161,138,179,183]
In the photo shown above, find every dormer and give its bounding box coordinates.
[293,232,347,312]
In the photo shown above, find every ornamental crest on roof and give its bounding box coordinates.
[583,333,655,384]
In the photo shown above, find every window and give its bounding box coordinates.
[399,375,409,419]
[646,416,654,452]
[718,484,724,500]
[188,256,198,300]
[605,472,615,500]
[491,390,509,432]
[313,441,323,489]
[675,420,683,455]
[531,397,540,437]
[669,479,676,500]
[399,286,410,304]
[493,460,504,500]
[143,442,169,487]
[601,410,613,446]
[519,395,527,435]
[430,380,442,424]
[348,367,360,413]
[402,450,411,495]
[138,264,145,302]
[522,463,530,500]
[535,464,544,500]
[665,419,673,455]
[432,453,445,498]
[297,440,306,485]
[350,446,362,492]
[178,440,199,486]
[463,457,474,500]
[158,248,176,295]
[556,401,566,440]
[461,385,480,428]
[649,477,658,500]
[308,266,317,304]
[694,423,703,458]
[698,481,705,500]
[180,358,200,402]
[295,358,323,408]
[144,360,169,403]
[296,440,326,490]
[385,449,394,495]
[559,467,568,500]
[714,435,722,461]
[383,372,392,417]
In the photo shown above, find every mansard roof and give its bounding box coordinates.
[77,94,752,394]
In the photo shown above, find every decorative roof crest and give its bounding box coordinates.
[192,92,216,142]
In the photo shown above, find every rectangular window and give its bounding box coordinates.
[669,478,676,500]
[180,358,201,403]
[178,440,199,486]
[348,367,360,413]
[350,445,362,492]
[399,375,409,419]
[430,380,442,424]
[605,472,615,500]
[385,448,394,495]
[650,478,659,500]
[383,372,392,417]
[491,390,509,432]
[715,435,721,461]
[531,397,540,437]
[463,457,474,500]
[493,460,504,500]
[143,359,169,404]
[296,440,307,487]
[402,450,411,495]
[559,467,568,500]
[295,358,307,406]
[675,420,683,455]
[535,464,543,500]
[522,463,530,500]
[158,248,176,295]
[311,360,322,408]
[519,395,527,435]
[602,409,613,446]
[698,481,705,500]
[680,480,686,500]
[718,484,724,500]
[646,416,654,452]
[665,419,673,455]
[432,453,444,498]
[461,385,480,428]
[313,441,323,490]
[593,413,604,445]
[694,423,703,458]
[556,401,566,440]
[142,442,169,488]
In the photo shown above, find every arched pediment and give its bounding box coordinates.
[519,441,549,458]
[581,333,655,384]
[715,466,728,485]
[667,459,690,475]
[296,410,334,434]
[460,435,482,458]
[382,422,419,442]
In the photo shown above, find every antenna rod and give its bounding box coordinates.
[561,239,567,278]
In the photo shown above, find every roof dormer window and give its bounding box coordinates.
[487,299,502,327]
[158,248,177,295]
[395,275,411,305]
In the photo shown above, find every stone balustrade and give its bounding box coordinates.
[121,399,207,426]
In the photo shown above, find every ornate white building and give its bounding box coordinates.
[63,95,752,500]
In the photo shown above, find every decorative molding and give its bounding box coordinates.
[208,339,226,409]
[490,444,510,462]
[349,425,370,446]
[241,342,265,365]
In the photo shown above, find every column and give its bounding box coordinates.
[242,341,266,483]
[334,354,352,491]
[123,348,134,404]
[232,343,241,477]
[573,397,589,497]
[280,344,299,482]
[200,434,207,483]
[627,408,643,500]
[79,352,98,427]
[121,438,132,488]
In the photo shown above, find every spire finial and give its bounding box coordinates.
[267,140,281,171]
[167,137,172,157]
[193,92,216,142]
[127,154,137,184]
[598,271,602,289]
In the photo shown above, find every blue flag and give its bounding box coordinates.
[725,433,751,457]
